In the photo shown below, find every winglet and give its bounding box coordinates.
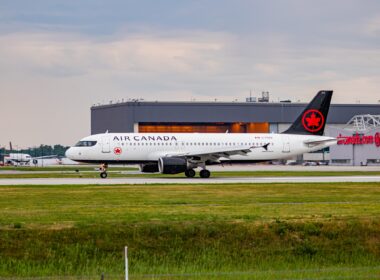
[262,143,270,151]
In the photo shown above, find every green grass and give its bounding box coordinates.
[0,172,122,178]
[0,183,380,279]
[0,166,137,172]
[1,170,380,179]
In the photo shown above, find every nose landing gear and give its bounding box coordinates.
[99,163,108,179]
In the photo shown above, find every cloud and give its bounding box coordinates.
[1,20,380,146]
[363,14,380,37]
[0,31,227,77]
[0,31,231,146]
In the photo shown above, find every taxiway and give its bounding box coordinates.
[1,176,380,185]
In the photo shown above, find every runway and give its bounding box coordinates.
[1,175,380,185]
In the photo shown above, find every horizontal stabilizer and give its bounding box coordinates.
[303,137,337,147]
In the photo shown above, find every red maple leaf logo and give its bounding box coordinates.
[305,112,321,128]
[302,110,324,132]
[114,147,122,155]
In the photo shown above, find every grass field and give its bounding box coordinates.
[0,166,137,172]
[0,182,380,279]
[1,169,380,179]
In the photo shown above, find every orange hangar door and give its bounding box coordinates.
[138,123,230,133]
[138,122,269,133]
[246,123,269,133]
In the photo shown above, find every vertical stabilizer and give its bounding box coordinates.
[284,90,333,136]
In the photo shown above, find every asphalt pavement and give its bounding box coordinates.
[1,175,380,185]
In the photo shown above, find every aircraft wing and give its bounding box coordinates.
[165,143,270,162]
[33,155,58,160]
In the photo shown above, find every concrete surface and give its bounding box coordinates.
[1,176,380,185]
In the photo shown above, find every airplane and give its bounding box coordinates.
[3,153,62,166]
[3,153,32,165]
[1,142,67,166]
[66,90,337,178]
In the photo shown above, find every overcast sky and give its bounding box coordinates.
[1,0,380,147]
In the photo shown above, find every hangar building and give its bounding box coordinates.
[327,115,380,166]
[91,100,380,165]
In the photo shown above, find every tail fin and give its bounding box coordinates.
[284,90,333,136]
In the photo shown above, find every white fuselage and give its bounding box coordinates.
[66,132,337,164]
[4,153,32,165]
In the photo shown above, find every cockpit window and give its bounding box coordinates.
[75,141,97,147]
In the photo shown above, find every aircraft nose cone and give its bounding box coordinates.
[65,148,73,159]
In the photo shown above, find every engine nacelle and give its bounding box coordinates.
[158,157,187,174]
[139,163,159,173]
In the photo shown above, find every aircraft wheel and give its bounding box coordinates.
[185,169,196,178]
[100,172,108,179]
[199,169,211,178]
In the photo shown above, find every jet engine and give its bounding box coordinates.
[139,163,159,173]
[158,157,187,174]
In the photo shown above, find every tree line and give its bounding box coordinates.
[1,144,70,157]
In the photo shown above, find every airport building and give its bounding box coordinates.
[327,115,380,166]
[91,99,380,165]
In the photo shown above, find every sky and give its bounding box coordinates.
[0,0,380,148]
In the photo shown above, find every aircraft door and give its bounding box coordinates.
[102,136,111,153]
[282,136,290,153]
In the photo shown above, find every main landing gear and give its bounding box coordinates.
[199,169,211,178]
[185,169,211,178]
[99,163,108,179]
[185,169,196,178]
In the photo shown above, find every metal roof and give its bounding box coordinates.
[343,114,380,131]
